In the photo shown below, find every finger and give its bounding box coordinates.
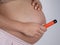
[39,29,44,34]
[37,29,44,34]
[37,6,41,11]
[31,0,41,10]
[34,3,42,11]
[34,31,43,38]
[34,32,41,38]
[37,2,42,11]
[31,0,35,6]
[34,3,39,10]
[32,0,38,7]
[40,25,47,32]
[35,4,39,10]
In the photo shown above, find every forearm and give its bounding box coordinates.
[0,15,24,32]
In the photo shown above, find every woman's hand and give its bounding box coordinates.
[31,0,42,10]
[21,22,47,37]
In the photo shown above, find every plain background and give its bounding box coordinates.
[35,0,60,45]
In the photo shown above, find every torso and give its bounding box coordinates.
[0,0,46,44]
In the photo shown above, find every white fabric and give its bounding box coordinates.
[0,29,32,45]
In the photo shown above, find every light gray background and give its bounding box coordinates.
[35,0,60,45]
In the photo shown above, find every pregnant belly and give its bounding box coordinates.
[0,0,46,24]
[0,0,46,44]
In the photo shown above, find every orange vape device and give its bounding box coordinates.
[44,19,57,28]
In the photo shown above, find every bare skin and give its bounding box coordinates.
[0,0,47,44]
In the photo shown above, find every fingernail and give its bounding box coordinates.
[35,6,37,10]
[38,8,40,10]
[32,3,35,6]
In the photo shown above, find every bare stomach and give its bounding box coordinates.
[0,0,46,44]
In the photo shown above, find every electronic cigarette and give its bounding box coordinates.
[44,19,57,28]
